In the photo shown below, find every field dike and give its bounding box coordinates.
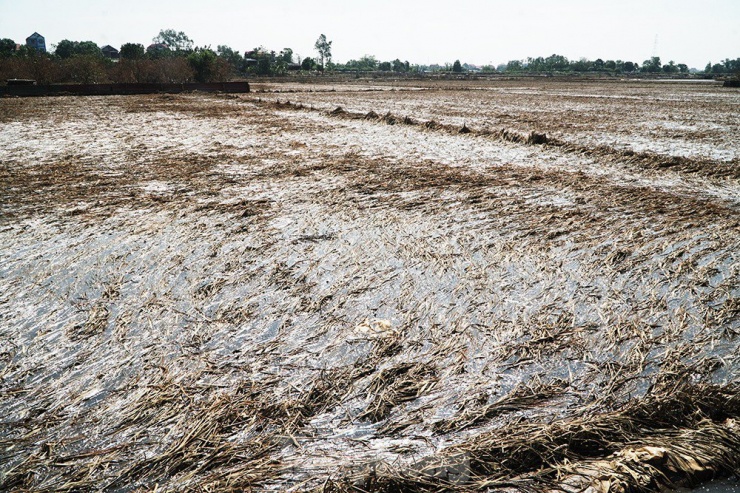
[263,98,740,181]
[0,88,739,492]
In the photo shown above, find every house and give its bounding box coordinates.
[26,32,46,53]
[146,43,169,55]
[101,45,120,60]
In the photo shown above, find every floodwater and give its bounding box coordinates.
[1,80,738,491]
[687,479,740,493]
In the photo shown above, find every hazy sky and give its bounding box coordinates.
[1,0,738,68]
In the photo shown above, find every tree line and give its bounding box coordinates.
[499,55,739,75]
[1,30,738,84]
[0,29,332,84]
[0,30,223,84]
[0,30,335,84]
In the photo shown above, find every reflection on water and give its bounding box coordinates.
[682,479,740,493]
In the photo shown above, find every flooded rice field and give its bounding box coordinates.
[1,79,739,492]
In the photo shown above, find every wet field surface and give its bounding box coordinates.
[1,79,738,491]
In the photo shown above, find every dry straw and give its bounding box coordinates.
[1,85,738,492]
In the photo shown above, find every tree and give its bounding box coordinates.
[188,48,229,82]
[245,49,274,75]
[527,56,543,71]
[75,41,102,57]
[279,48,293,64]
[257,57,271,75]
[378,61,391,71]
[8,48,57,83]
[345,55,378,71]
[392,59,406,72]
[623,61,636,72]
[54,39,77,59]
[217,45,242,72]
[677,63,688,74]
[314,34,332,69]
[58,54,108,83]
[301,56,314,71]
[505,60,523,72]
[120,43,145,60]
[153,29,193,52]
[722,58,740,73]
[53,40,102,59]
[123,57,193,83]
[452,60,463,72]
[572,58,590,72]
[545,54,569,71]
[0,38,16,58]
[641,56,661,73]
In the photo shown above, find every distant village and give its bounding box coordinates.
[16,32,157,61]
[2,31,739,83]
